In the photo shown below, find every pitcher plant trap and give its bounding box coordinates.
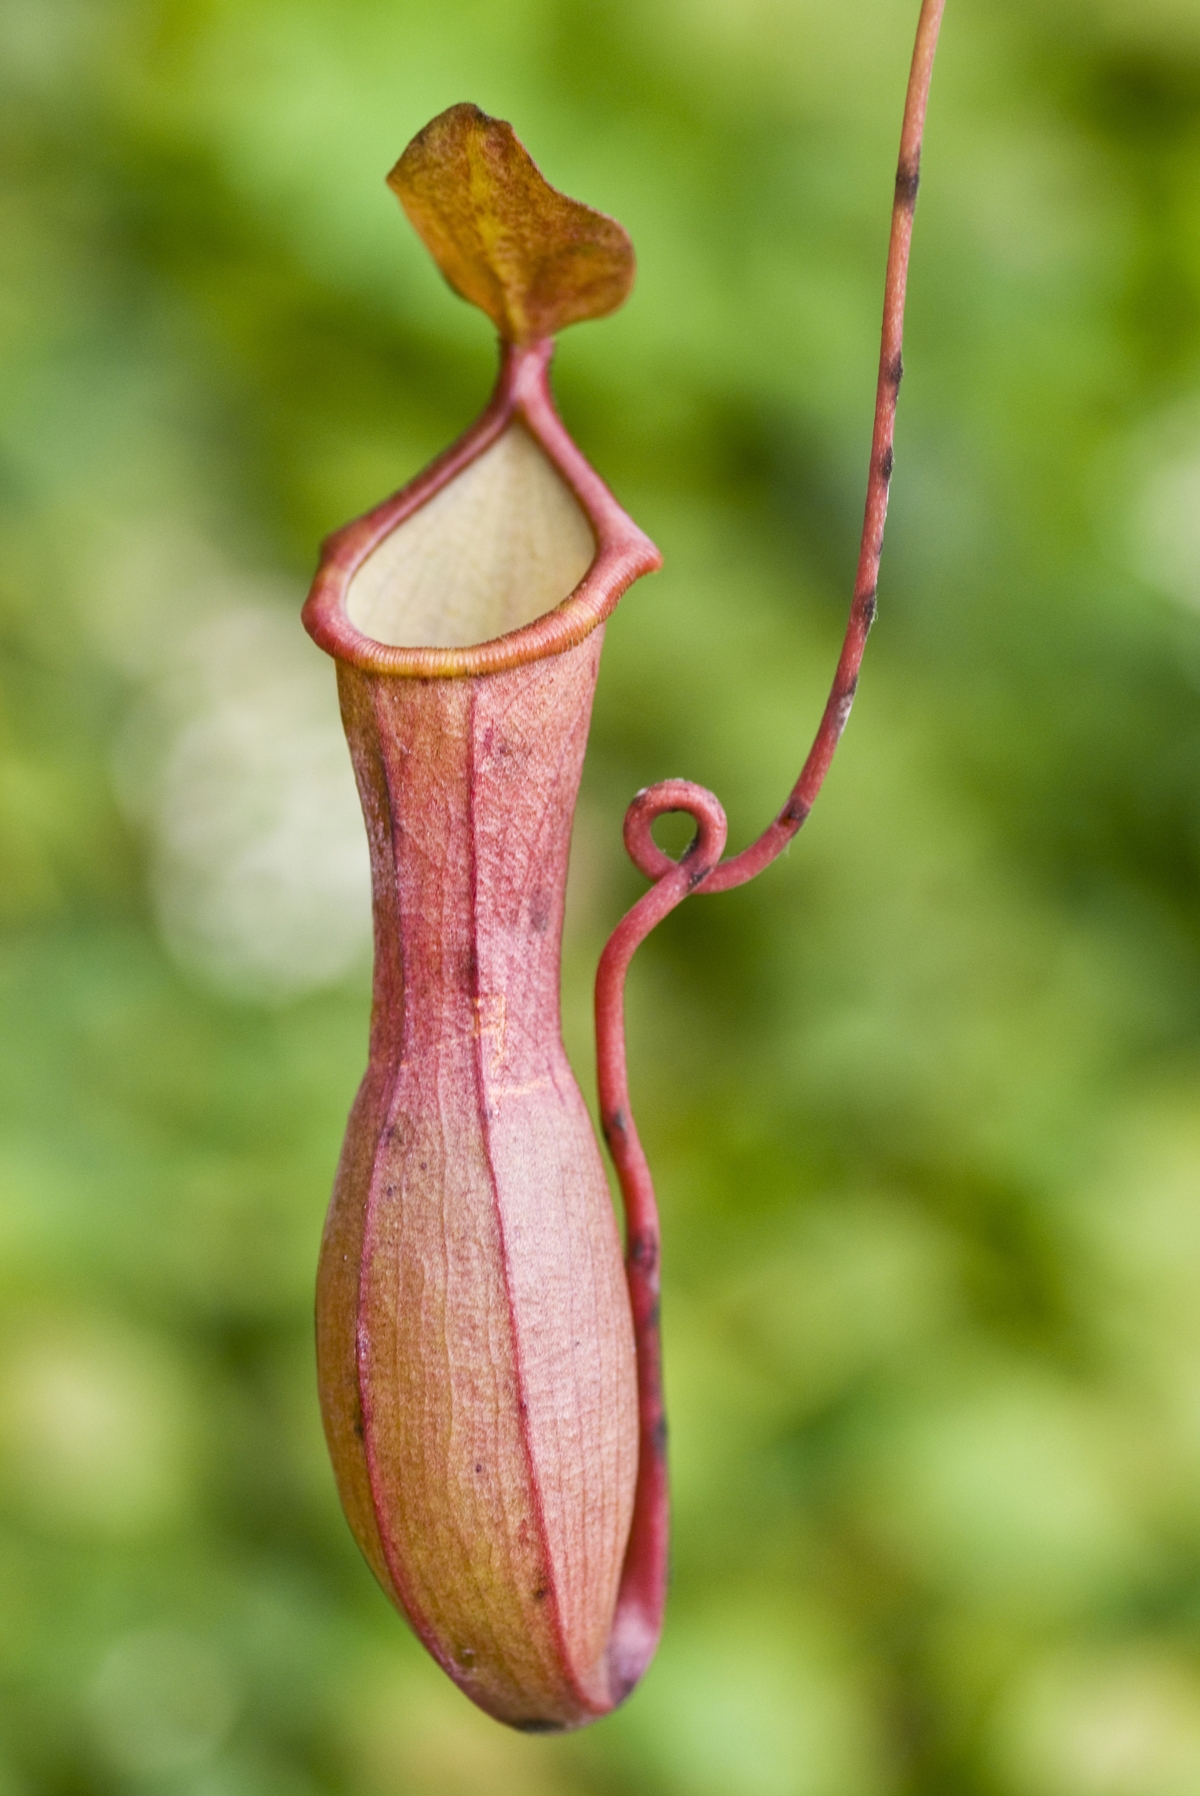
[301,0,945,1733]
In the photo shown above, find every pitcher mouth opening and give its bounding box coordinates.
[302,339,661,680]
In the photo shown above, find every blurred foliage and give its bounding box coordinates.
[5,0,1200,1792]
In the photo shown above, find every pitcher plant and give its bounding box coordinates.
[302,0,945,1733]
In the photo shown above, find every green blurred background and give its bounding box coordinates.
[5,0,1200,1790]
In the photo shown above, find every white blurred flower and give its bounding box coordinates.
[112,567,370,1003]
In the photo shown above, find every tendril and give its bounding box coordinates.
[596,0,946,1705]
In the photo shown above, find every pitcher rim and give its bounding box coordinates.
[301,339,662,680]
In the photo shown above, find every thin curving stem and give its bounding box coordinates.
[704,0,946,893]
[595,0,946,1704]
[596,781,727,1700]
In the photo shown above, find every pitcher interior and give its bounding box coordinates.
[345,424,596,650]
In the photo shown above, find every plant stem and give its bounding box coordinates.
[594,0,946,1701]
[705,0,946,891]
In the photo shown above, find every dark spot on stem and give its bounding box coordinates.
[888,350,904,388]
[880,445,894,482]
[782,798,810,827]
[651,1415,668,1457]
[533,1585,548,1601]
[629,1232,659,1274]
[606,1108,627,1139]
[861,591,878,629]
[895,159,920,210]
